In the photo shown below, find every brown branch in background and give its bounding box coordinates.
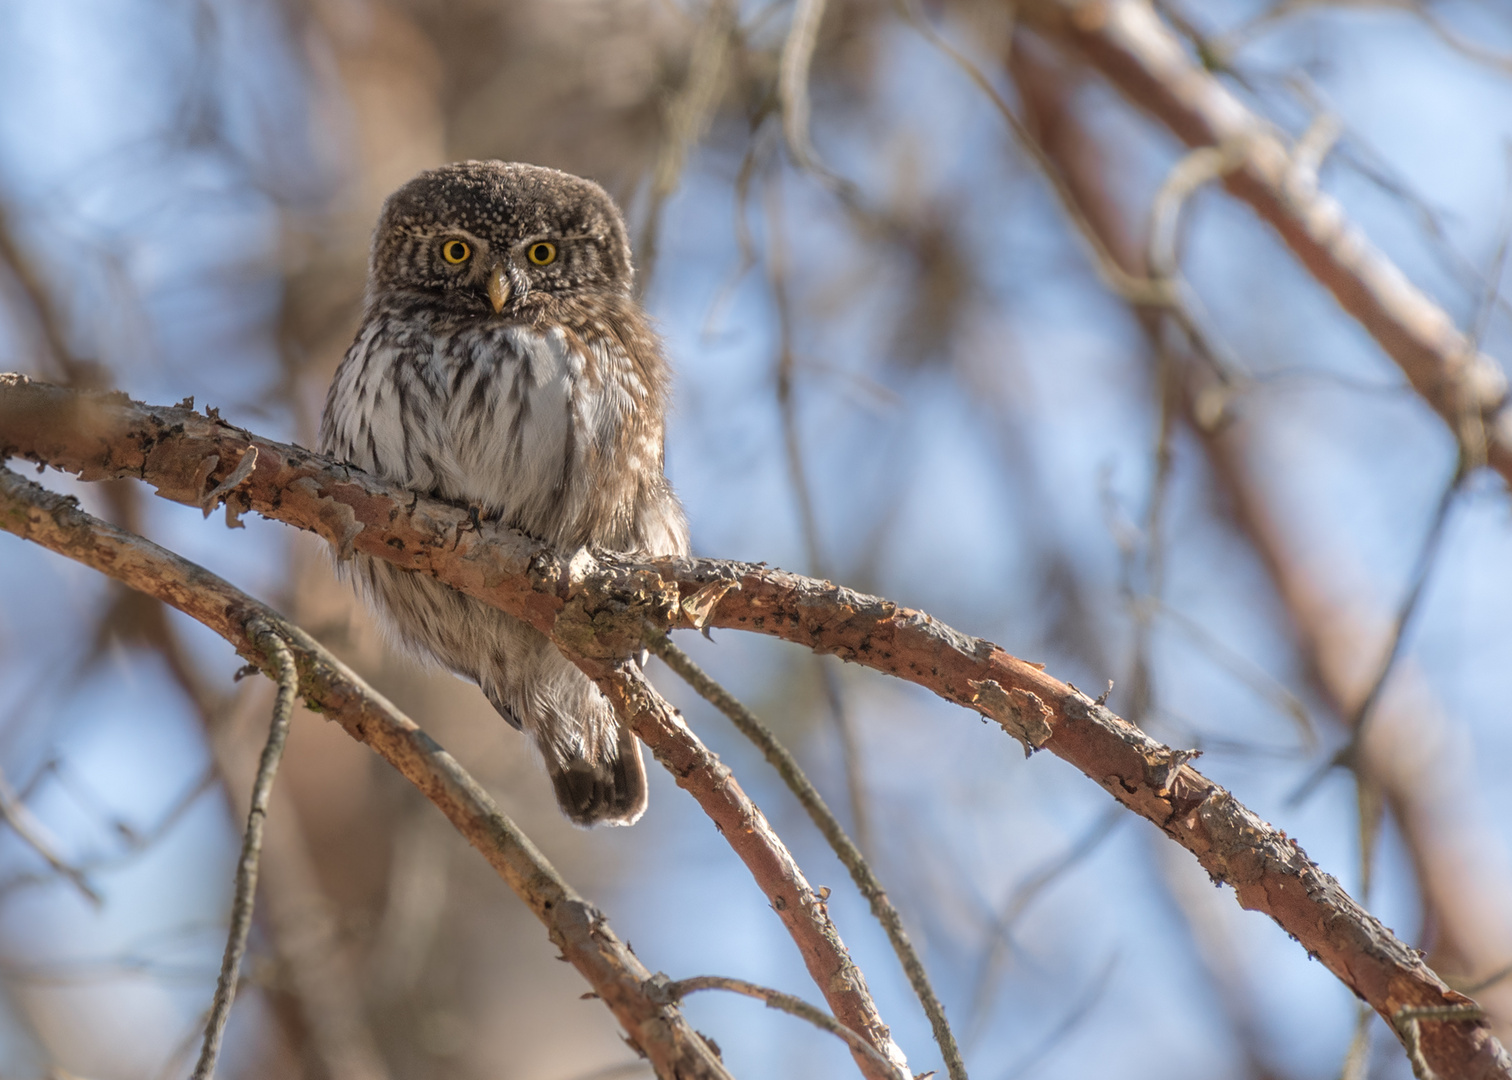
[1289,464,1464,803]
[1003,31,1512,1075]
[763,171,875,861]
[1018,0,1512,475]
[636,0,735,294]
[0,764,100,906]
[0,465,732,1080]
[777,0,829,174]
[1,200,387,1077]
[0,206,87,386]
[3,379,1507,1076]
[190,619,296,1080]
[649,636,965,1080]
[660,975,907,1080]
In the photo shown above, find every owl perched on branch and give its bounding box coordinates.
[320,161,689,826]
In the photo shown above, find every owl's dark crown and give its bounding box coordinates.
[367,161,634,317]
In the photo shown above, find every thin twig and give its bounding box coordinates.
[663,974,909,1080]
[637,0,735,295]
[966,807,1122,1041]
[1021,0,1512,483]
[1289,463,1464,804]
[1341,1003,1374,1080]
[1152,601,1316,749]
[892,0,1169,306]
[648,635,968,1080]
[1396,1004,1488,1080]
[764,170,874,858]
[598,661,909,1080]
[190,619,296,1080]
[998,953,1118,1080]
[0,762,101,905]
[0,767,214,900]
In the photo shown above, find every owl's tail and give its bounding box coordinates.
[546,723,647,827]
[479,640,648,827]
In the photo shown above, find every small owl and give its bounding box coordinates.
[320,161,689,826]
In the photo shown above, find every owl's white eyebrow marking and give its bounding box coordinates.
[517,232,594,248]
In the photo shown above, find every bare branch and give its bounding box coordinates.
[0,762,101,906]
[649,636,964,1080]
[777,0,828,173]
[593,663,910,1080]
[660,975,907,1080]
[190,619,295,1080]
[1019,0,1512,479]
[0,372,907,1080]
[0,460,732,1080]
[2,375,1508,1078]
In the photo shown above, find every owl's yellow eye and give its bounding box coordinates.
[527,241,557,266]
[442,239,471,264]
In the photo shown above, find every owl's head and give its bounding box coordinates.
[366,161,633,317]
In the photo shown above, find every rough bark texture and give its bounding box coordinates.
[0,459,730,1080]
[0,374,906,1080]
[3,372,1506,1077]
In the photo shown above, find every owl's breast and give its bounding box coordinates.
[321,314,650,547]
[440,324,579,522]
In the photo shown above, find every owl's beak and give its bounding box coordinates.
[487,262,510,313]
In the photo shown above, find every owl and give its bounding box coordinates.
[319,161,690,826]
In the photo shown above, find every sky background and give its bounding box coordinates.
[3,2,1512,1079]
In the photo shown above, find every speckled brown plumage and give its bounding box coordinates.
[320,161,689,826]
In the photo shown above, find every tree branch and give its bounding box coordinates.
[659,975,907,1080]
[0,372,908,1080]
[2,373,1508,1078]
[648,636,965,1080]
[0,457,731,1080]
[1018,0,1512,479]
[191,619,296,1080]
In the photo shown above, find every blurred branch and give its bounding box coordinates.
[1290,463,1464,803]
[1019,0,1512,478]
[0,461,732,1080]
[648,636,964,1080]
[777,0,829,174]
[660,975,907,1080]
[3,377,1507,1077]
[638,0,735,293]
[191,619,295,1080]
[966,807,1122,1043]
[892,0,1166,307]
[0,762,101,906]
[1205,1,1512,77]
[764,170,874,860]
[1001,34,1512,1074]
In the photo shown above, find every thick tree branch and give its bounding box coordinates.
[1018,0,1512,480]
[0,458,731,1080]
[0,373,908,1080]
[1,374,1507,1077]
